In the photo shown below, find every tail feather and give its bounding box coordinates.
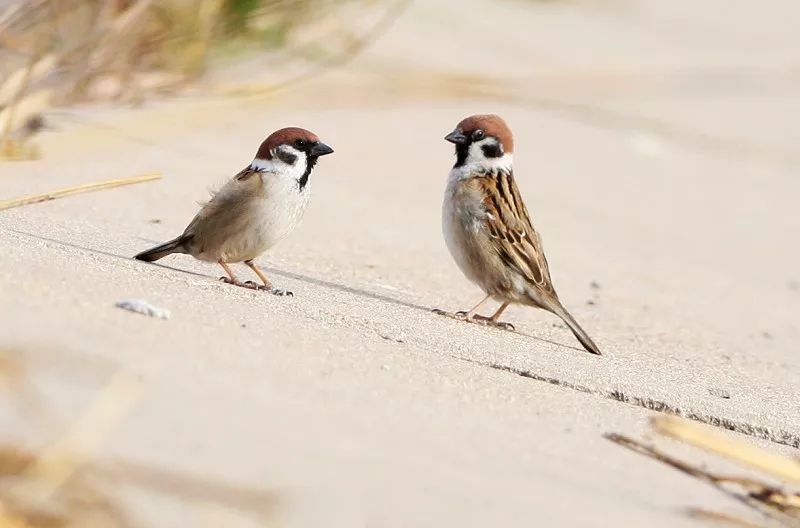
[134,236,188,262]
[548,300,602,355]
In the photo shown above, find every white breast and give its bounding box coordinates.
[442,169,485,286]
[249,176,310,255]
[213,174,310,263]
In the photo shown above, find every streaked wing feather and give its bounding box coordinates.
[234,165,260,181]
[481,170,555,293]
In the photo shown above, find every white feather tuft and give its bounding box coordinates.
[250,158,273,171]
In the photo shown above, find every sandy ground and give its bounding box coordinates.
[1,0,799,526]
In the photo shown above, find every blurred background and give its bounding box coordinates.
[1,1,799,527]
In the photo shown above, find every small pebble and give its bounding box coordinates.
[114,299,170,320]
[708,387,731,399]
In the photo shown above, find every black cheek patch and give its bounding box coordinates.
[276,148,298,165]
[481,143,503,158]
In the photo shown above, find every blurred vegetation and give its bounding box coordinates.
[0,0,405,158]
[0,350,281,527]
[0,0,363,102]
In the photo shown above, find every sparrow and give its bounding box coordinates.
[134,127,333,296]
[436,114,602,355]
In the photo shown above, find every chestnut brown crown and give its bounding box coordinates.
[255,127,332,160]
[447,114,514,154]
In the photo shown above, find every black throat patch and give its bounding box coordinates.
[454,143,470,168]
[298,155,319,191]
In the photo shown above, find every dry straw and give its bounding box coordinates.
[0,173,161,211]
[607,416,800,527]
[0,350,280,527]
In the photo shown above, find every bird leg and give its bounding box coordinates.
[433,295,491,322]
[472,302,515,331]
[455,294,492,322]
[218,260,247,287]
[243,260,293,297]
[433,297,515,332]
[243,260,272,290]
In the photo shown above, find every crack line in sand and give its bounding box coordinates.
[5,228,797,449]
[457,358,799,449]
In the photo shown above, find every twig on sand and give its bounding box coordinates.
[0,173,161,211]
[605,417,800,527]
[688,508,773,528]
[653,416,800,483]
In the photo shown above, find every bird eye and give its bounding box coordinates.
[294,138,307,148]
[472,129,485,141]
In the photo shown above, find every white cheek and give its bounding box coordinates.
[272,145,307,179]
[468,140,489,161]
[295,154,307,177]
[455,138,513,177]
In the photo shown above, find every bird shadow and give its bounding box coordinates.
[430,308,588,354]
[11,229,430,313]
[10,229,586,354]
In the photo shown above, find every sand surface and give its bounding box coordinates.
[1,0,799,526]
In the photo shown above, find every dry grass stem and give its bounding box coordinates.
[0,351,281,526]
[653,417,800,483]
[0,173,161,211]
[688,508,771,528]
[24,372,143,500]
[606,419,800,527]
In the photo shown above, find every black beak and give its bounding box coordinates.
[444,129,468,145]
[310,142,334,157]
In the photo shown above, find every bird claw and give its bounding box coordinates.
[472,314,516,331]
[219,277,291,296]
[431,308,472,322]
[490,321,516,332]
[432,309,473,322]
[432,309,514,331]
[432,308,465,320]
[243,280,270,291]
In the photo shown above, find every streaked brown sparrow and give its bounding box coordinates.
[436,114,601,355]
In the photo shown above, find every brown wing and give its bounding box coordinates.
[183,165,264,238]
[480,170,556,294]
[233,165,260,182]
